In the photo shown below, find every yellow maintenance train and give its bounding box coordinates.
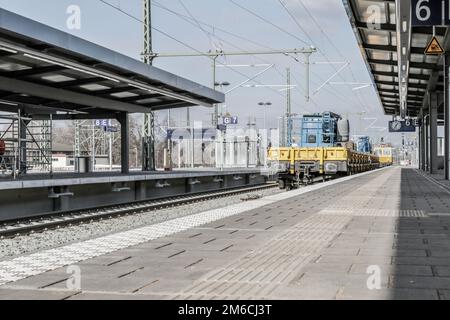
[268,112,392,190]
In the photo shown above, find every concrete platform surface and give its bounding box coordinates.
[2,167,450,300]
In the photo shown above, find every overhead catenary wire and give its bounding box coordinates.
[99,0,359,116]
[97,0,288,101]
[151,0,321,110]
[155,1,323,112]
[276,0,368,110]
[228,0,310,47]
[152,0,348,110]
[226,0,365,110]
[176,0,217,49]
[291,0,374,112]
[98,0,323,133]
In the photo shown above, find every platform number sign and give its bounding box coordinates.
[223,116,238,125]
[412,0,450,26]
[94,119,112,127]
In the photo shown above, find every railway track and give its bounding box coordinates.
[0,183,278,239]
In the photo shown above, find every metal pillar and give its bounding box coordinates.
[418,113,423,170]
[445,55,450,180]
[143,0,152,66]
[19,111,27,174]
[118,112,129,174]
[142,113,155,171]
[142,0,156,171]
[212,56,219,127]
[286,68,292,147]
[304,53,311,103]
[425,114,429,171]
[420,113,427,171]
[430,92,438,174]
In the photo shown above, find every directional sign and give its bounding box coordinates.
[104,126,118,133]
[217,124,227,131]
[388,120,417,133]
[425,36,445,54]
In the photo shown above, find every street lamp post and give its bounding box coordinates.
[258,102,272,130]
[213,81,230,126]
[258,102,272,169]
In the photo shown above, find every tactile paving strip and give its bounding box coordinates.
[0,169,389,287]
[164,168,398,299]
[318,209,427,217]
[0,201,269,286]
[171,214,352,300]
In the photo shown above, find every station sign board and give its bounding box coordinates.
[94,119,112,127]
[412,0,450,26]
[388,120,418,133]
[94,119,117,133]
[223,116,238,125]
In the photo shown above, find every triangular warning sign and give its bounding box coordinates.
[425,36,444,55]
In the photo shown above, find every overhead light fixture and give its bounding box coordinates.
[24,53,66,67]
[0,99,18,106]
[24,54,120,83]
[0,47,18,54]
[65,65,120,83]
[128,83,154,93]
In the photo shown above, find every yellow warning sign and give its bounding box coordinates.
[425,36,445,55]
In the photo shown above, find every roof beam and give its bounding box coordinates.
[355,20,446,36]
[363,43,425,55]
[0,75,150,113]
[373,70,429,81]
[376,80,427,89]
[380,94,424,102]
[368,58,438,70]
[378,87,426,95]
[381,98,424,106]
[119,93,161,103]
[150,101,192,111]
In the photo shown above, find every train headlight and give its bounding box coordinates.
[324,162,338,174]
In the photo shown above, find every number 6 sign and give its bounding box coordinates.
[412,0,447,26]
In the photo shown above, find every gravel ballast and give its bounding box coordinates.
[0,187,282,260]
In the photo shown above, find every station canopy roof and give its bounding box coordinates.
[0,9,224,117]
[344,0,449,118]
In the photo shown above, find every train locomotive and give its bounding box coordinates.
[373,144,395,167]
[268,112,386,190]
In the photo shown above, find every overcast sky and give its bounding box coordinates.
[0,0,415,145]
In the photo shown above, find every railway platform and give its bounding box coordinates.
[1,166,450,300]
[0,168,269,221]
